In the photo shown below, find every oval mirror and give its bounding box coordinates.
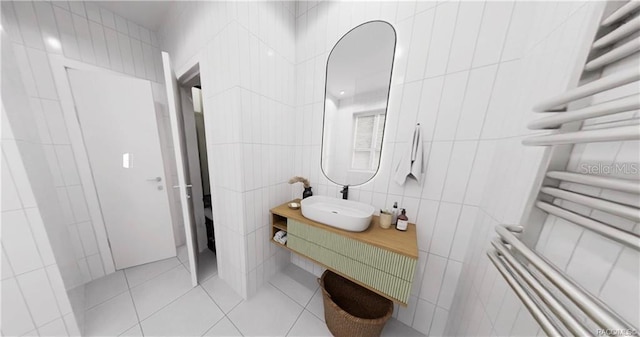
[321,21,396,187]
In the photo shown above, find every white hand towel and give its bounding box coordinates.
[394,125,425,185]
[274,233,287,245]
[274,230,286,240]
[409,125,424,182]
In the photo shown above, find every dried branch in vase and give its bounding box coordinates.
[288,176,310,188]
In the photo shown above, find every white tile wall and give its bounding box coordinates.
[289,1,597,334]
[158,1,296,298]
[445,1,640,336]
[5,1,630,336]
[532,33,640,329]
[1,25,83,335]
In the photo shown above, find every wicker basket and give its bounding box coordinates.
[319,270,393,337]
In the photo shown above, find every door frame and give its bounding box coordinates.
[168,51,219,282]
[51,55,170,274]
[178,84,207,252]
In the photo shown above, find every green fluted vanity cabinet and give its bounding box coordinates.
[270,200,418,306]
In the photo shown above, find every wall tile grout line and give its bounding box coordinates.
[475,4,517,142]
[0,242,40,333]
[2,141,68,331]
[597,245,626,297]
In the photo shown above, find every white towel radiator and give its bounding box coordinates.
[488,2,640,336]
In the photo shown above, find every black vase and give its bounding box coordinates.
[302,187,313,199]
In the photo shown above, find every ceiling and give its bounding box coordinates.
[94,3,395,100]
[94,1,174,31]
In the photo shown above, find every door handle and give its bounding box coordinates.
[172,185,193,188]
[147,177,162,182]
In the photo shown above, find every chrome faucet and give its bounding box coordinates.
[340,185,349,200]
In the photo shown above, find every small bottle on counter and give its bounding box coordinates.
[396,208,408,231]
[391,202,399,225]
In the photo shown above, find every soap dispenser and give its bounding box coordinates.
[396,208,408,231]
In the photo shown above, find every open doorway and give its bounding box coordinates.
[174,67,217,282]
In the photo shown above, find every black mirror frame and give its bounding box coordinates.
[320,20,397,187]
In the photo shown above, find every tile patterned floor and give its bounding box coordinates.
[82,251,425,336]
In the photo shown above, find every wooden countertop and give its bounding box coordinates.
[270,200,418,259]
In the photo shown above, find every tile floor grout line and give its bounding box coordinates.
[304,307,325,323]
[267,277,318,310]
[225,297,245,315]
[117,321,141,337]
[199,278,231,316]
[176,249,189,271]
[124,258,182,290]
[268,280,310,308]
[122,270,145,336]
[84,286,131,312]
[267,271,322,335]
[302,287,325,323]
[284,306,306,337]
[223,313,245,337]
[211,295,246,337]
[219,283,292,336]
[118,263,194,328]
[135,281,200,326]
[303,285,320,309]
[267,267,320,309]
[188,267,243,337]
[128,261,186,291]
[198,314,226,337]
[85,258,184,314]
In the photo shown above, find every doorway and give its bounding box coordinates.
[175,69,217,282]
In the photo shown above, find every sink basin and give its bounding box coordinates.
[300,196,375,232]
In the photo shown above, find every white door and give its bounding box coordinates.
[162,52,199,286]
[67,69,176,270]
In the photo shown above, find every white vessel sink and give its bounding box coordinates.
[300,196,374,232]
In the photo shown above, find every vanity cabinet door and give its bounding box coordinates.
[287,219,415,304]
[288,219,416,281]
